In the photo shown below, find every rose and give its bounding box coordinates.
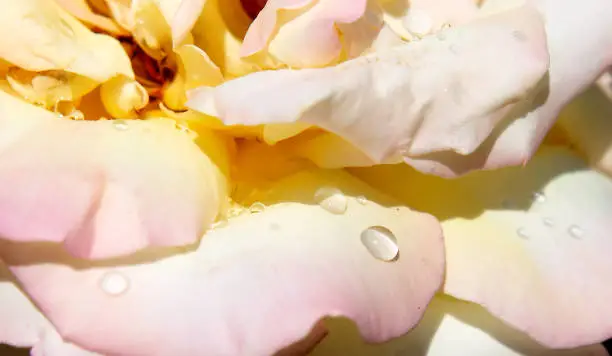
[1,0,612,355]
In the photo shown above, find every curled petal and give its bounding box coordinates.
[188,6,549,177]
[353,147,612,348]
[0,91,228,259]
[241,0,374,67]
[100,75,149,118]
[2,169,445,356]
[0,260,99,355]
[312,296,609,356]
[0,0,133,82]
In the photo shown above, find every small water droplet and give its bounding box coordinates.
[516,227,529,239]
[532,191,546,203]
[542,217,554,227]
[360,226,399,262]
[249,202,266,214]
[314,187,348,215]
[568,225,584,239]
[99,271,130,296]
[449,44,459,54]
[113,119,129,131]
[355,195,368,205]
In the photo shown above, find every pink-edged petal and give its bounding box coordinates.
[557,85,612,177]
[1,169,445,356]
[353,146,612,348]
[312,296,610,356]
[0,91,228,259]
[241,0,374,67]
[189,5,549,177]
[0,260,99,356]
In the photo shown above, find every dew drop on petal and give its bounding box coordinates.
[112,119,129,131]
[516,227,529,239]
[568,225,584,239]
[249,202,266,214]
[99,271,130,296]
[355,195,368,205]
[542,217,554,227]
[314,187,348,215]
[402,10,433,37]
[360,226,399,262]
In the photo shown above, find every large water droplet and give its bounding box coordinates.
[113,119,129,131]
[249,202,266,214]
[516,227,529,239]
[314,187,348,215]
[99,271,130,296]
[402,10,433,37]
[360,226,399,262]
[568,225,584,239]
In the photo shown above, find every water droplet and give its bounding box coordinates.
[568,225,584,239]
[532,191,546,203]
[355,195,368,205]
[314,187,348,215]
[113,119,129,131]
[542,217,554,227]
[501,199,516,209]
[449,44,459,54]
[211,220,228,229]
[516,227,529,239]
[249,202,266,214]
[99,271,130,296]
[360,226,399,262]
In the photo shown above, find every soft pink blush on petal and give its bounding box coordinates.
[2,170,445,356]
[241,0,369,66]
[0,260,99,356]
[354,147,612,348]
[0,92,226,259]
[189,6,549,177]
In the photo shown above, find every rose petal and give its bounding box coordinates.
[188,6,549,177]
[557,85,612,176]
[241,0,373,67]
[312,296,609,356]
[0,0,133,82]
[2,169,445,356]
[0,91,228,259]
[53,0,128,36]
[352,146,612,348]
[380,0,478,40]
[0,260,99,355]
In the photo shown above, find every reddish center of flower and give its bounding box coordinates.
[240,0,268,19]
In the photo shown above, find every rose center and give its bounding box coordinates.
[240,0,268,19]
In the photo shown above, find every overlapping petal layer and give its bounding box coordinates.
[1,169,444,356]
[0,91,228,259]
[242,0,380,67]
[311,296,609,356]
[352,147,612,347]
[188,5,549,176]
[0,260,99,356]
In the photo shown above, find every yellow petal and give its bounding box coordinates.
[0,0,133,82]
[100,75,149,118]
[193,0,274,78]
[53,0,128,35]
[163,44,224,111]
